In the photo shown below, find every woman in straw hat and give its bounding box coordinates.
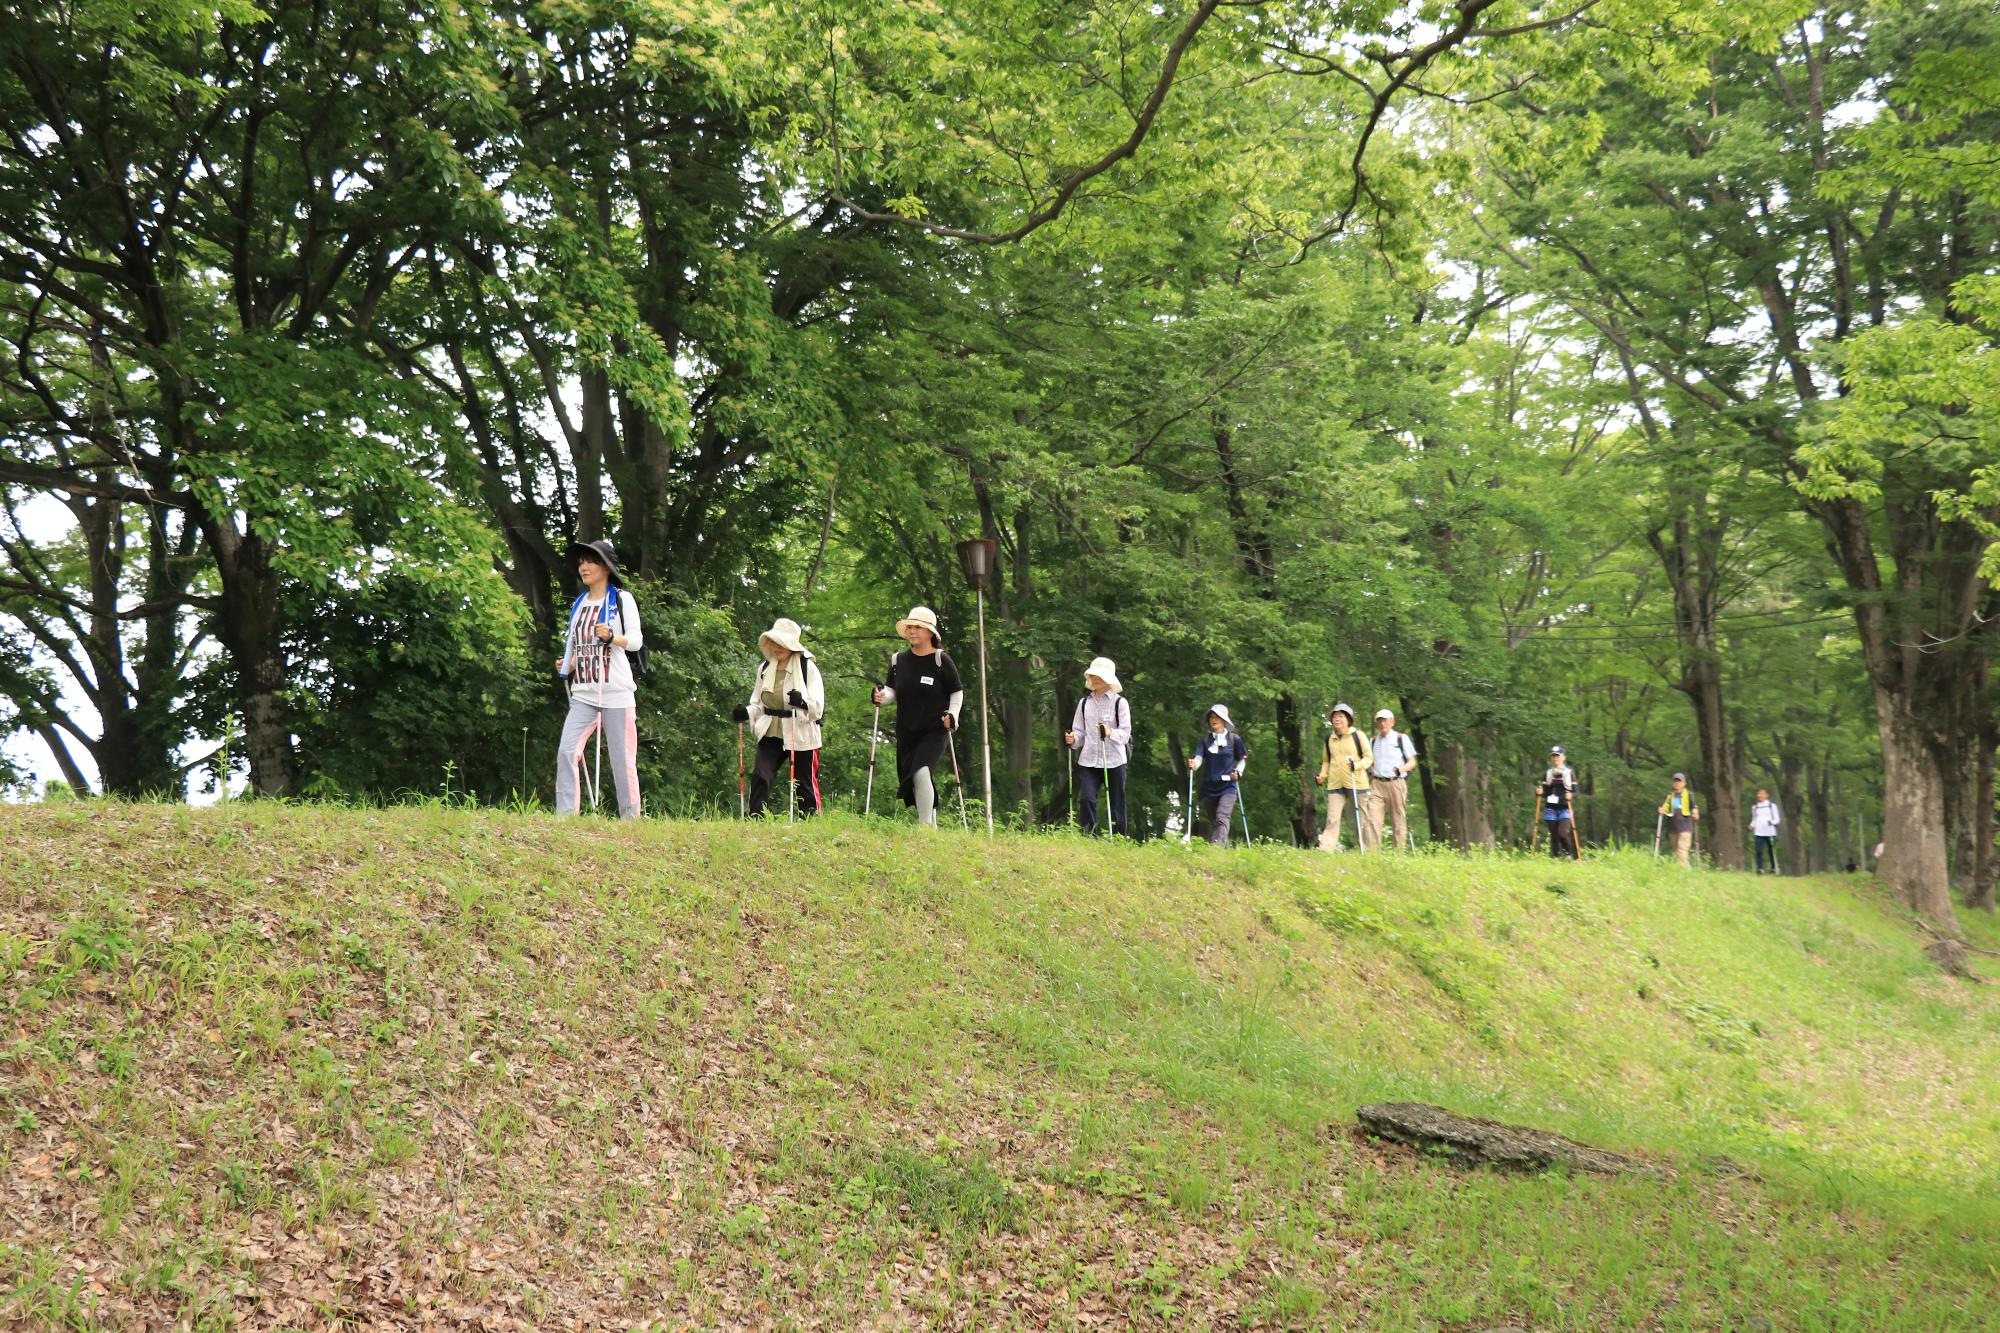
[871,607,964,828]
[731,617,825,817]
[1065,657,1131,836]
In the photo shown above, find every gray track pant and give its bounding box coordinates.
[555,699,640,819]
[1200,789,1239,846]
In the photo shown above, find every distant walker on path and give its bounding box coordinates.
[1659,774,1700,866]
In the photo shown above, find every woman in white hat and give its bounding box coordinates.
[1064,657,1131,836]
[871,607,964,827]
[731,617,825,817]
[1315,702,1373,850]
[1186,704,1247,846]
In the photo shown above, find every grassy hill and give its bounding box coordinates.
[2,803,1996,1331]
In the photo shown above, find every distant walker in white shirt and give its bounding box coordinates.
[1749,788,1782,875]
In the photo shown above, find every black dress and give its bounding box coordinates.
[887,649,963,804]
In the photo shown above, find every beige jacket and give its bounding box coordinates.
[1318,729,1374,792]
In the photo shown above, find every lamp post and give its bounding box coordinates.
[955,538,998,835]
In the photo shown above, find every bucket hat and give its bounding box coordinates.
[759,617,806,656]
[566,538,619,585]
[1083,656,1122,692]
[895,606,943,648]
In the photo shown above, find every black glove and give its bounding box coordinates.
[731,704,750,722]
[786,688,807,709]
[1097,721,1109,739]
[941,712,955,731]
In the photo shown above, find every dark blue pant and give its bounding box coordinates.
[1754,835,1777,873]
[1078,764,1128,837]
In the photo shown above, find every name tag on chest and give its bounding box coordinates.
[920,675,935,686]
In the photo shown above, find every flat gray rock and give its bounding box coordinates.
[1357,1102,1646,1175]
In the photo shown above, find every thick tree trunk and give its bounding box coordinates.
[208,522,296,797]
[1873,689,1956,923]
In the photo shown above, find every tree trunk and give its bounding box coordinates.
[208,522,296,797]
[1809,758,1833,873]
[1401,698,1450,847]
[973,478,1035,820]
[1647,496,1744,869]
[1969,730,1997,910]
[1873,688,1957,923]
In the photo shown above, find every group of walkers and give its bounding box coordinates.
[552,541,1792,863]
[1534,745,1788,869]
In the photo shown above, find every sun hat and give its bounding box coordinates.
[1207,703,1233,728]
[895,606,943,648]
[1328,702,1355,722]
[1083,656,1122,692]
[759,617,806,656]
[565,538,619,585]
[1375,708,1394,721]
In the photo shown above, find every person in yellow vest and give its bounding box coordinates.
[1316,702,1374,850]
[1658,773,1700,865]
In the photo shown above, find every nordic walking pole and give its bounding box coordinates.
[1571,792,1583,861]
[788,743,797,823]
[591,607,611,814]
[864,698,882,817]
[1653,810,1663,858]
[1530,793,1542,853]
[1236,781,1250,846]
[1352,785,1365,850]
[947,727,970,831]
[737,723,746,819]
[865,649,892,818]
[1183,762,1195,845]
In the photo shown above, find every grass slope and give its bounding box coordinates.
[2,803,1997,1331]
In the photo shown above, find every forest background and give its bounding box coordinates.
[3,0,1997,929]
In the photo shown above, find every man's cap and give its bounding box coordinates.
[1673,772,1687,781]
[1549,745,1564,756]
[1375,708,1394,721]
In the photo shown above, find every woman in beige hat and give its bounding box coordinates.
[731,617,824,817]
[1065,656,1130,836]
[872,607,964,828]
[1315,702,1373,850]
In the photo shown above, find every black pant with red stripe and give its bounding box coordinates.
[748,738,822,817]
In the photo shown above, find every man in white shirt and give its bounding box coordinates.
[1366,708,1418,850]
[1749,788,1782,874]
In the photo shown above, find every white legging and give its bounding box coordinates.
[555,699,640,819]
[913,765,936,827]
